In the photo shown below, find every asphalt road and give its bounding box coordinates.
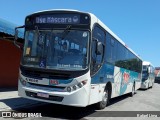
[4,83,160,120]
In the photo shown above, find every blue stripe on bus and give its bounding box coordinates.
[91,63,140,95]
[91,63,114,84]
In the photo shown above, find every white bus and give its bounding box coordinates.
[14,9,142,109]
[141,61,155,89]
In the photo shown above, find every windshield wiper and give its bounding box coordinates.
[35,26,40,35]
[35,25,47,60]
[61,25,72,40]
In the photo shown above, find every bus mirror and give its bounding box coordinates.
[14,25,25,49]
[14,29,21,49]
[96,41,103,55]
[15,29,18,40]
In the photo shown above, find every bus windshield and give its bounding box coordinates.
[22,29,89,70]
[142,65,149,80]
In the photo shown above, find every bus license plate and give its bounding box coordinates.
[37,92,49,98]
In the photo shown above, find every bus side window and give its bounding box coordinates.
[105,33,117,65]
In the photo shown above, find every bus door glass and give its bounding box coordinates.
[91,25,105,75]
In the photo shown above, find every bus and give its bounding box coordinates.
[14,9,142,109]
[141,61,155,89]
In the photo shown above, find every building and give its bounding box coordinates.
[0,18,23,87]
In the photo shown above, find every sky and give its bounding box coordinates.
[0,0,160,67]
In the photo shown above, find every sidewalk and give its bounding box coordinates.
[0,88,45,111]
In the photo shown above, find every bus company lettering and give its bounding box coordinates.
[47,17,72,23]
[26,78,38,83]
[36,16,79,24]
[106,75,114,79]
[123,72,130,83]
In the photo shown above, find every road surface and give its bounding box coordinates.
[1,83,160,120]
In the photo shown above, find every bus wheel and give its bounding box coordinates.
[151,83,154,88]
[148,83,150,89]
[130,83,135,97]
[96,88,109,110]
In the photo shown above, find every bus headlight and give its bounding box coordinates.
[66,80,87,92]
[73,85,77,90]
[77,83,83,88]
[67,86,72,92]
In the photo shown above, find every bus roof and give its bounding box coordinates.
[29,9,142,60]
[31,9,84,15]
[143,61,154,67]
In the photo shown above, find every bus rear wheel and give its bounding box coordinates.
[130,83,135,97]
[148,83,150,89]
[151,82,154,88]
[96,88,110,110]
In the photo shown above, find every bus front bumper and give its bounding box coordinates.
[18,81,89,107]
[140,82,148,89]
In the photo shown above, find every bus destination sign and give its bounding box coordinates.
[35,14,80,24]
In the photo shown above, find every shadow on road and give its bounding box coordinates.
[15,103,95,119]
[0,97,44,111]
[12,93,132,119]
[108,93,131,107]
[0,87,17,92]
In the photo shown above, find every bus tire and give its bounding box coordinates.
[151,83,154,88]
[130,83,135,97]
[148,83,150,89]
[95,86,110,110]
